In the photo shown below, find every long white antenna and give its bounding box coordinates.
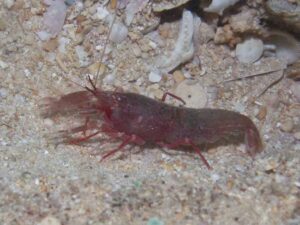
[94,12,117,87]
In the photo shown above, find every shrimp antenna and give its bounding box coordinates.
[59,73,86,90]
[94,11,117,87]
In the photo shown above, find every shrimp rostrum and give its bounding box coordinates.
[42,84,263,169]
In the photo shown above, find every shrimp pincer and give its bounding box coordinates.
[42,86,263,169]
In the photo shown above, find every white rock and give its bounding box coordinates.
[95,6,110,20]
[204,0,239,15]
[175,80,207,108]
[109,22,128,43]
[211,173,220,182]
[0,88,8,98]
[236,38,264,63]
[4,0,15,9]
[0,60,8,69]
[103,74,115,85]
[148,71,162,83]
[44,118,54,127]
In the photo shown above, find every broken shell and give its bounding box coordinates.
[236,38,264,63]
[157,9,195,73]
[152,0,190,12]
[175,80,207,108]
[204,0,239,15]
[265,30,300,65]
[265,0,300,34]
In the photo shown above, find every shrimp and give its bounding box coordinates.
[41,80,263,169]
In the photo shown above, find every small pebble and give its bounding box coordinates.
[38,216,61,225]
[0,88,8,98]
[279,119,294,132]
[236,38,264,63]
[75,45,90,67]
[64,0,76,6]
[110,22,128,43]
[291,82,300,102]
[0,18,6,31]
[44,118,54,127]
[0,60,8,69]
[294,132,300,141]
[148,71,162,83]
[94,6,109,20]
[132,43,142,57]
[173,70,185,83]
[211,173,220,182]
[88,62,106,76]
[103,74,115,85]
[4,0,15,8]
[265,160,279,172]
[256,106,267,121]
[42,38,59,52]
[147,217,164,225]
[36,31,52,41]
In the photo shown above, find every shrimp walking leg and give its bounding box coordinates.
[158,139,211,169]
[188,141,211,169]
[161,92,186,105]
[100,135,135,161]
[68,130,102,145]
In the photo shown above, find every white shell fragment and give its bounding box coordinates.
[94,6,110,20]
[175,80,207,108]
[204,0,239,15]
[109,22,128,43]
[236,38,264,63]
[4,0,15,9]
[158,10,195,73]
[0,59,8,69]
[148,70,162,83]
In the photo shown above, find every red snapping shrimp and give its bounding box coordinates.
[42,79,263,169]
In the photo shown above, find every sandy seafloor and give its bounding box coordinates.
[0,1,299,225]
